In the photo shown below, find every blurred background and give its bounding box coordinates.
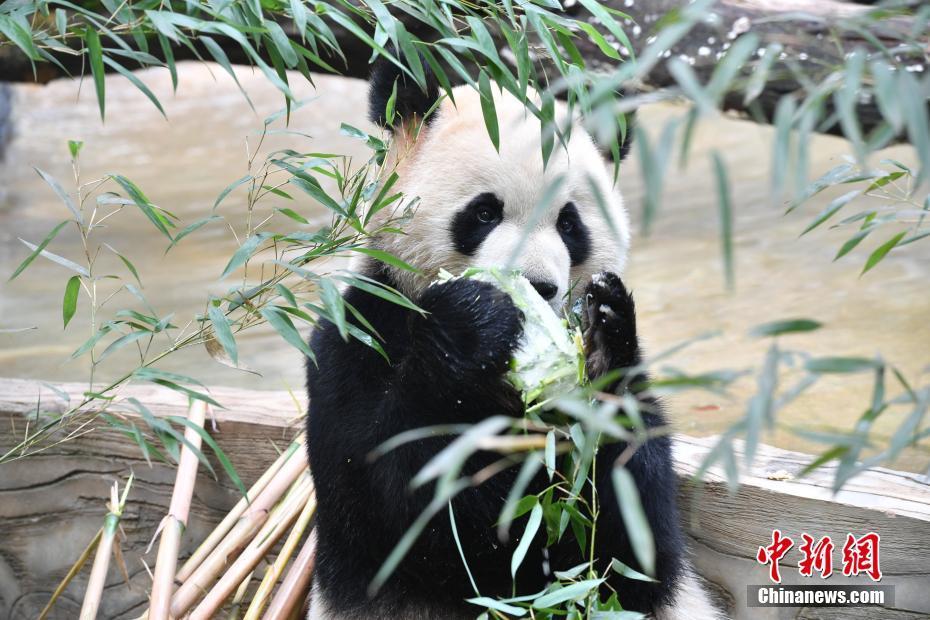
[0,62,927,469]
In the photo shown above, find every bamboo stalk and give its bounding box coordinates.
[243,491,317,620]
[177,436,304,583]
[38,528,103,620]
[261,528,317,620]
[226,569,255,620]
[169,450,308,618]
[80,474,134,620]
[188,475,314,620]
[149,401,208,620]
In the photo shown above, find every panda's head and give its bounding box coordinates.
[363,60,633,310]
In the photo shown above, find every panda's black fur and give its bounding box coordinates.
[367,57,440,129]
[305,60,686,619]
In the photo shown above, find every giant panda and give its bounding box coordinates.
[305,60,723,620]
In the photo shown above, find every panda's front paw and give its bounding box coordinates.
[583,272,640,374]
[417,278,524,374]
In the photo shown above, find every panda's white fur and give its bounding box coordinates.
[307,74,726,620]
[362,84,630,310]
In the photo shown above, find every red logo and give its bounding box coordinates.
[756,529,794,583]
[756,531,882,583]
[842,532,882,581]
[798,533,834,578]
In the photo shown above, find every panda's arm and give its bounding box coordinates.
[356,277,526,515]
[306,277,526,569]
[581,272,685,610]
[399,277,525,404]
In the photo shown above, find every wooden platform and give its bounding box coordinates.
[1,377,928,619]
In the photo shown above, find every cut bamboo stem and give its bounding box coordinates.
[188,475,314,620]
[149,401,208,620]
[177,435,304,583]
[226,569,255,620]
[38,528,103,620]
[80,475,134,620]
[169,449,308,618]
[243,491,317,620]
[261,529,317,620]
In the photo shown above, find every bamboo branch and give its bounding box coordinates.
[175,435,304,583]
[38,528,103,620]
[168,446,308,618]
[187,475,314,620]
[149,401,208,620]
[261,530,317,620]
[243,491,317,620]
[80,474,134,620]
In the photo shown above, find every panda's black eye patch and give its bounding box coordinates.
[557,202,591,266]
[451,193,503,256]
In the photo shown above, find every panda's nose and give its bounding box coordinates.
[530,280,558,301]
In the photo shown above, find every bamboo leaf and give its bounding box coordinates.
[110,174,174,239]
[800,190,860,236]
[265,21,299,68]
[511,503,542,579]
[221,232,272,279]
[610,558,659,582]
[350,247,420,273]
[9,220,70,280]
[578,0,633,59]
[751,319,822,338]
[35,167,81,222]
[0,14,41,60]
[744,43,782,105]
[132,368,224,407]
[260,306,314,362]
[85,27,106,120]
[166,215,223,253]
[611,467,654,576]
[861,231,906,275]
[17,238,89,276]
[208,304,238,366]
[477,71,500,152]
[545,431,556,480]
[834,227,875,261]
[319,278,347,341]
[466,597,526,616]
[102,56,165,118]
[98,330,151,361]
[532,579,603,609]
[711,151,734,289]
[62,275,81,328]
[103,244,141,285]
[806,357,881,374]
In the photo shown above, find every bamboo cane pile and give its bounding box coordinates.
[41,401,317,620]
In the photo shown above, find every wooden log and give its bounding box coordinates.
[568,0,929,140]
[0,377,928,619]
[0,0,926,141]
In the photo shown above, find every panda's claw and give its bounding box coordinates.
[583,271,640,376]
[584,272,635,330]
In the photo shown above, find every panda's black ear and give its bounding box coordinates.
[588,88,636,163]
[613,111,635,163]
[368,55,440,131]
